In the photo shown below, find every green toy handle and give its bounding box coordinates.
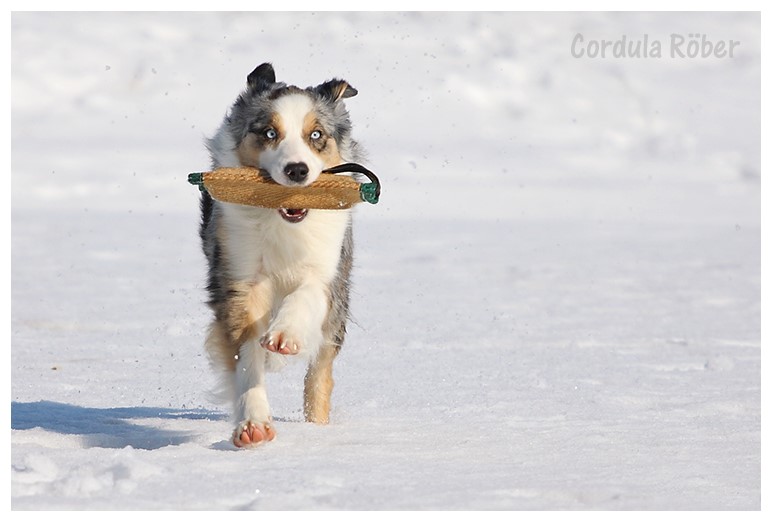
[321,163,381,205]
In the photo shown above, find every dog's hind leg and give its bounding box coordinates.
[303,342,339,424]
[303,224,353,424]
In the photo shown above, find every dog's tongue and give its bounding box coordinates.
[278,208,308,223]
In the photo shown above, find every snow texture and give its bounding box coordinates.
[11,12,760,510]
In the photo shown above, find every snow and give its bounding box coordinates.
[10,11,761,510]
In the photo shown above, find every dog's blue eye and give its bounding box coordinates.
[310,130,322,140]
[264,128,277,140]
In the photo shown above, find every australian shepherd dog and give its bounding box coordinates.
[198,63,363,447]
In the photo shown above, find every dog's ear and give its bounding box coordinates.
[314,79,358,102]
[247,63,276,92]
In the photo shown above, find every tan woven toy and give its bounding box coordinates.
[188,163,380,210]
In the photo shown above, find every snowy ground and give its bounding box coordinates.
[10,12,760,510]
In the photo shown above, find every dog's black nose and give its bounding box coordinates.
[284,162,309,183]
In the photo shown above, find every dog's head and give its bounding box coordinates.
[221,62,358,188]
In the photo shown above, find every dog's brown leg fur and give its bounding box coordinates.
[303,343,339,424]
[205,280,273,372]
[205,320,241,373]
[302,223,352,424]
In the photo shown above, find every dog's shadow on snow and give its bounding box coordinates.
[11,400,227,450]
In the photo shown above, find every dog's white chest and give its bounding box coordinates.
[220,203,350,287]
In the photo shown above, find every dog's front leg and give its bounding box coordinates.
[260,282,328,359]
[226,277,275,448]
[232,339,276,447]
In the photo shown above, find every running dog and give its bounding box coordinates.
[199,62,363,447]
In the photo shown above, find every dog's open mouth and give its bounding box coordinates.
[278,208,309,223]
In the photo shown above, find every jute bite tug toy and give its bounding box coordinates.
[188,163,380,209]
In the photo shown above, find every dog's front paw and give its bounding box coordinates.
[260,330,301,355]
[233,420,276,448]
